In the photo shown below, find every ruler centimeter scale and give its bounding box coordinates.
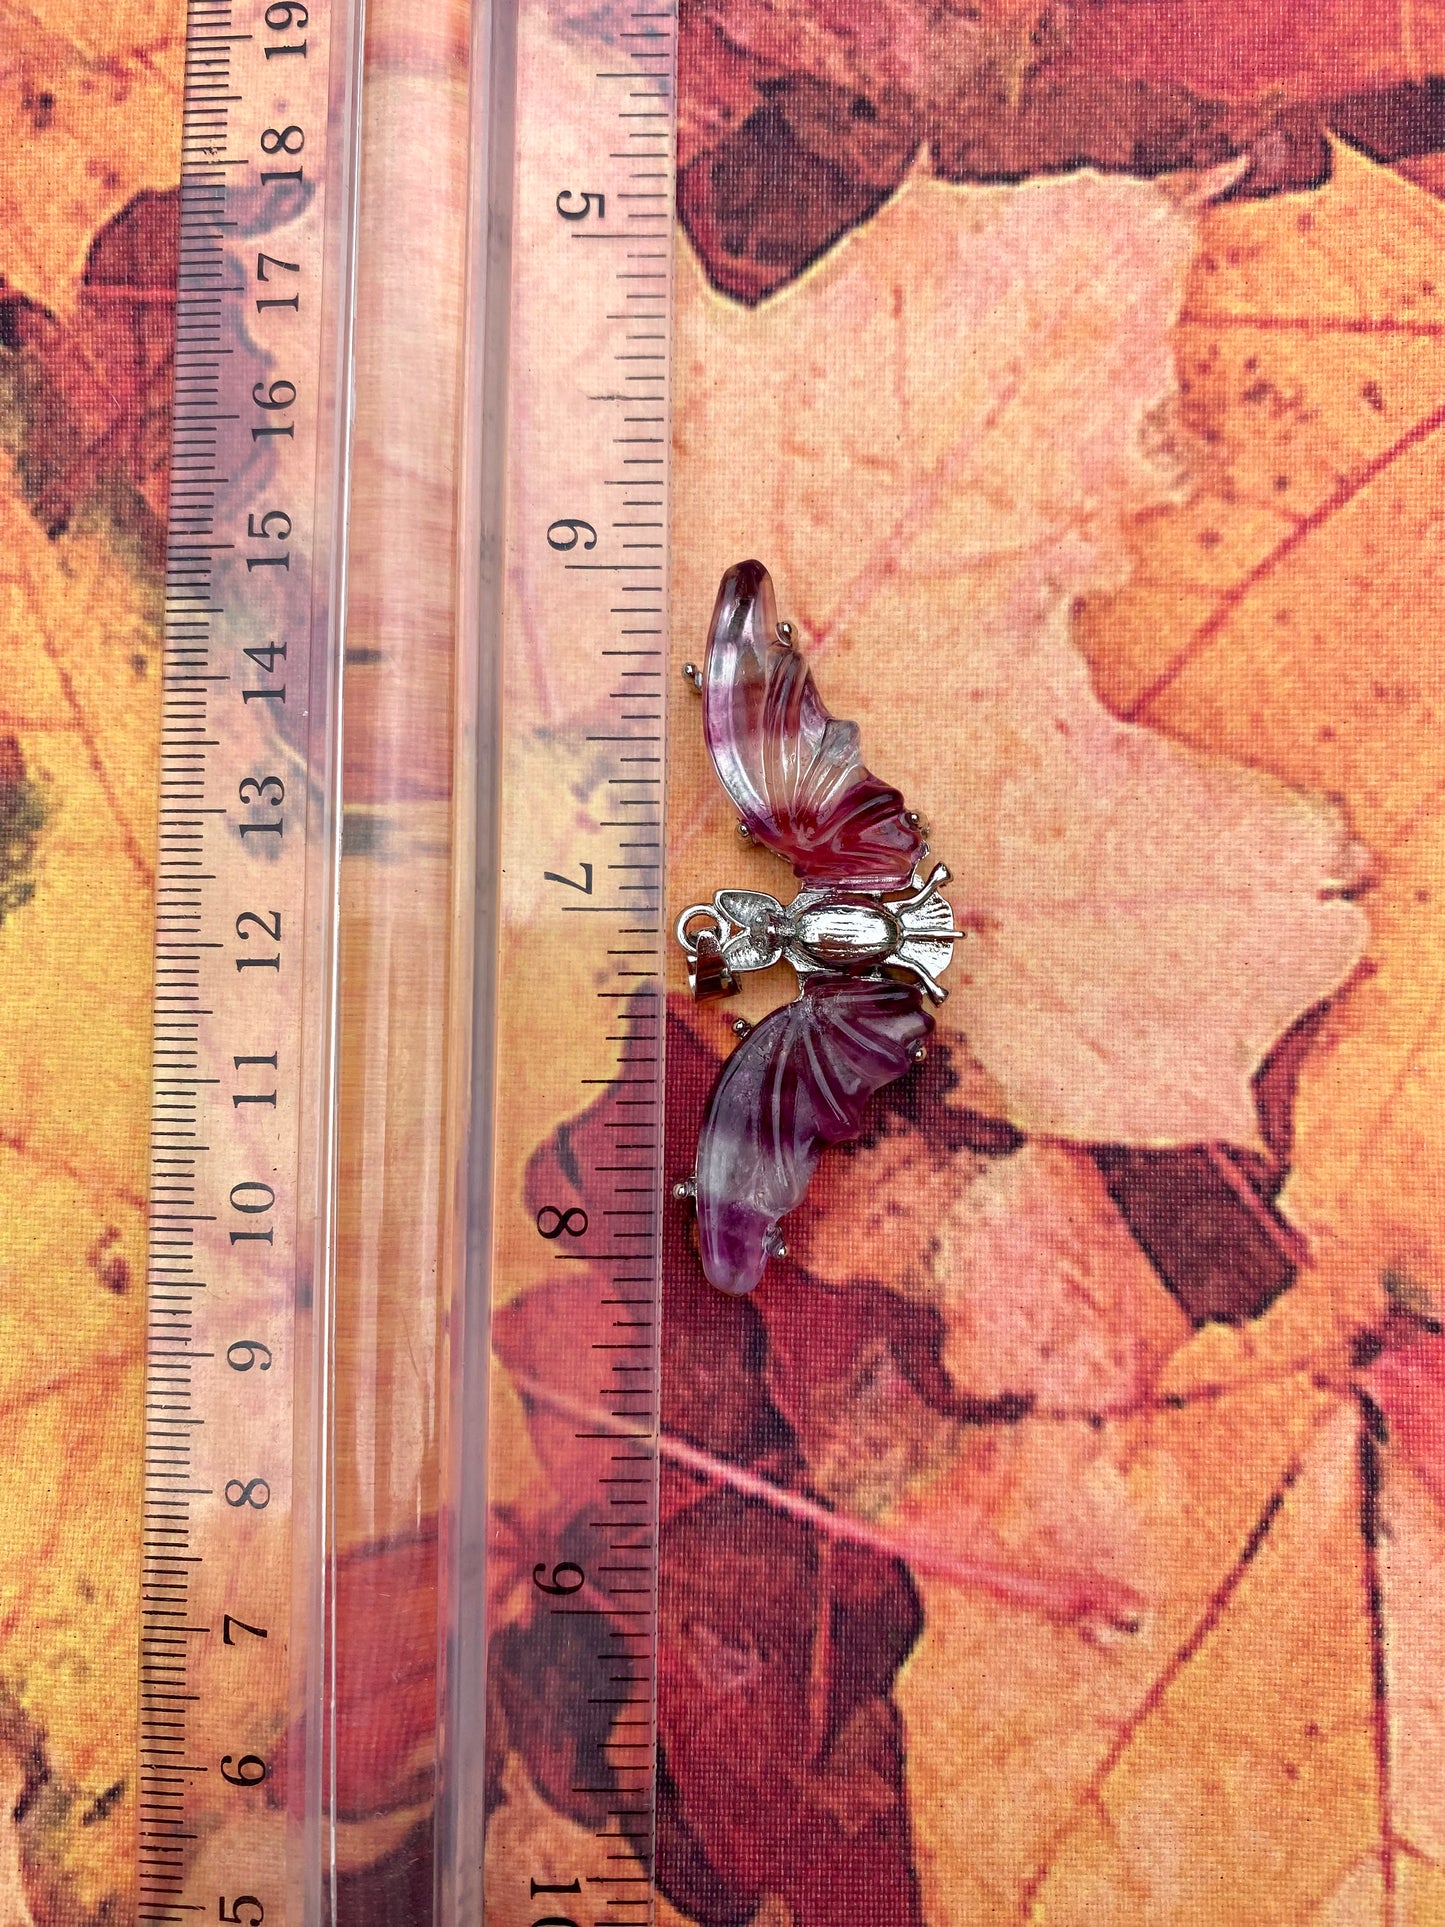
[484,6,678,1920]
[144,0,678,1918]
[143,1,354,1921]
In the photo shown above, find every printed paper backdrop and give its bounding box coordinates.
[490,6,1445,1927]
[7,0,1445,1923]
[0,0,180,1919]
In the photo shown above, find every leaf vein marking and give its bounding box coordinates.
[1125,400,1445,723]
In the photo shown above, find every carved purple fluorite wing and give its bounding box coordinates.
[703,560,926,889]
[694,976,933,1294]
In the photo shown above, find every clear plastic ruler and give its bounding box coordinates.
[474,1,678,1919]
[142,1,358,1921]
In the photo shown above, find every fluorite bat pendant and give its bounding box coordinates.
[674,560,964,1295]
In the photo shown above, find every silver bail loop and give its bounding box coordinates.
[675,904,739,1002]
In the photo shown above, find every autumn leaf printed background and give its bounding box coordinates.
[6,0,1445,1924]
[490,6,1445,1927]
[0,0,183,1918]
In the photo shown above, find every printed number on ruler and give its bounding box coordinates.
[490,8,674,1922]
[142,0,341,1921]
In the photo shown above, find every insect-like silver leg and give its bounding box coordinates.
[681,661,703,690]
[895,862,970,945]
[898,861,950,910]
[902,957,949,1004]
[672,1176,697,1201]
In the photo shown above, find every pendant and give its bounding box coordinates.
[673,561,966,1295]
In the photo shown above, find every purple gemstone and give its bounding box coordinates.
[703,561,925,890]
[694,976,933,1294]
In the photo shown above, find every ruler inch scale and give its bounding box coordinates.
[479,4,678,1919]
[142,1,357,1921]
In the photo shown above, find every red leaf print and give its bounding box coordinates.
[1,188,176,542]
